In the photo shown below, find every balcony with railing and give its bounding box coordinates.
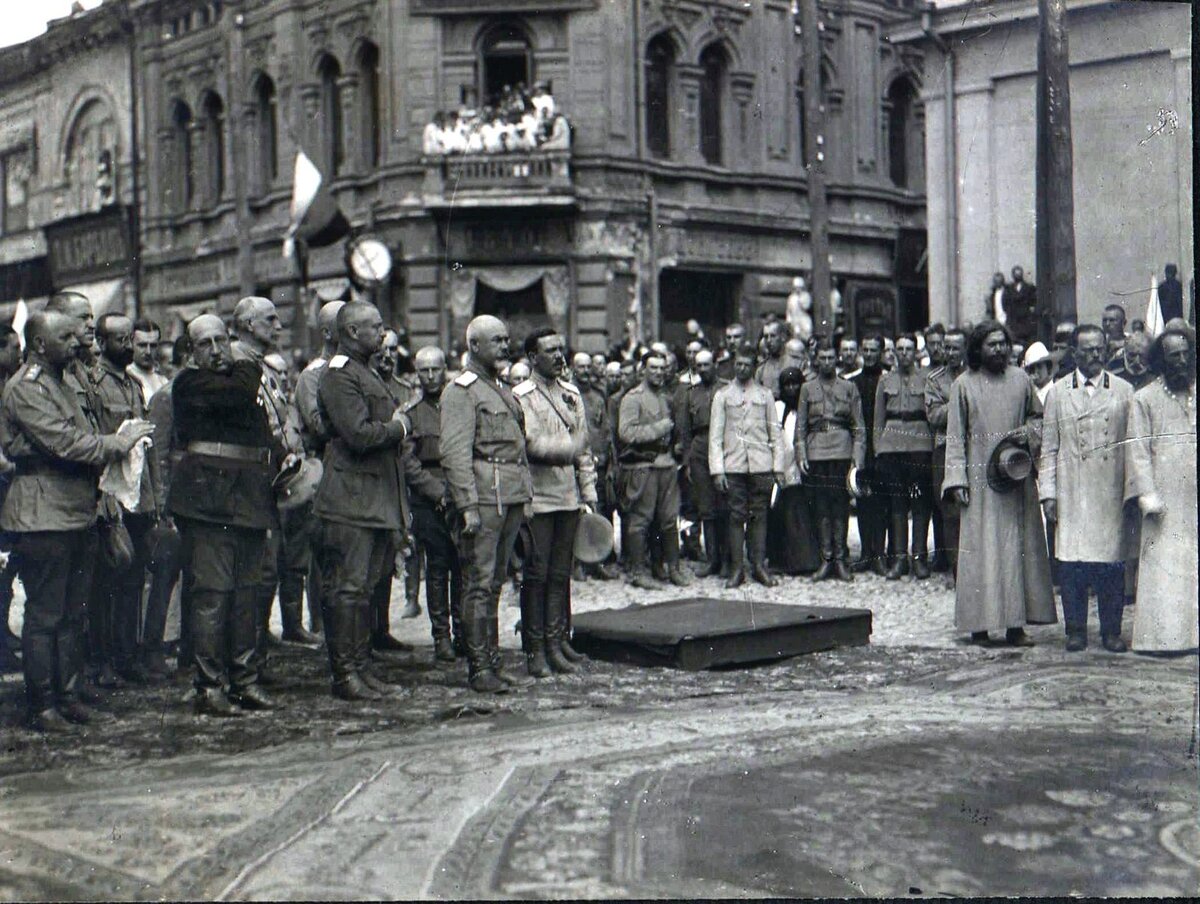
[422,150,574,209]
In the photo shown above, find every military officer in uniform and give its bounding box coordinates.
[618,350,693,590]
[513,329,598,678]
[924,328,967,586]
[401,346,464,663]
[710,342,787,588]
[170,314,282,716]
[574,352,619,581]
[314,303,412,702]
[231,296,310,654]
[676,349,728,577]
[440,315,535,694]
[1,312,154,731]
[89,312,162,686]
[796,339,866,582]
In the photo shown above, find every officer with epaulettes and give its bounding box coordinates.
[0,311,154,732]
[513,329,597,679]
[400,346,464,663]
[313,303,413,702]
[439,315,535,694]
[231,297,314,658]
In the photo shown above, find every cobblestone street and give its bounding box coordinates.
[1,550,1197,899]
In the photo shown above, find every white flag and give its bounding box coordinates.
[12,299,28,352]
[1144,272,1164,338]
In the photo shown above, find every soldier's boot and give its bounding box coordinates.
[544,580,578,675]
[747,517,777,588]
[725,521,747,589]
[886,508,909,580]
[682,524,704,562]
[555,572,585,663]
[626,534,663,591]
[371,581,412,653]
[280,588,321,646]
[812,517,835,583]
[519,583,552,678]
[832,512,854,583]
[716,514,734,579]
[449,570,467,658]
[911,506,932,579]
[401,551,422,619]
[328,601,376,701]
[466,615,504,694]
[696,519,723,577]
[489,607,534,688]
[426,570,457,663]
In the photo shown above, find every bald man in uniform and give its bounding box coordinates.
[440,315,535,694]
[2,312,153,731]
[171,315,283,716]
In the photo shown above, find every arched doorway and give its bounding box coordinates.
[479,23,532,107]
[475,279,549,349]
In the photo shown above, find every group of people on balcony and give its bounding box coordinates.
[423,82,570,156]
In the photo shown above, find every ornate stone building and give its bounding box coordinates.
[2,0,929,351]
[0,2,140,321]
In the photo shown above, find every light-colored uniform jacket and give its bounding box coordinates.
[514,373,598,514]
[709,380,785,477]
[1038,369,1133,563]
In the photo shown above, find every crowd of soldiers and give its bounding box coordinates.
[0,288,1194,732]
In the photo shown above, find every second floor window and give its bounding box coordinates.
[200,91,225,206]
[168,100,195,213]
[318,54,344,177]
[699,44,727,166]
[1,147,30,235]
[479,23,531,108]
[645,34,674,159]
[253,74,278,193]
[359,42,382,169]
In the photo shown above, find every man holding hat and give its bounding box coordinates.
[513,329,597,677]
[1038,324,1133,653]
[943,320,1056,646]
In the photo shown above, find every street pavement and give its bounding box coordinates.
[1,550,1197,899]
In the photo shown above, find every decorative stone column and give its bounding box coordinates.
[730,72,756,161]
[297,82,321,162]
[186,120,206,212]
[674,63,704,167]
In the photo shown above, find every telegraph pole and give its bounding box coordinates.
[799,0,831,333]
[1035,0,1077,340]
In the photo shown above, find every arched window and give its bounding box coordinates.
[645,34,674,159]
[317,54,344,177]
[887,76,921,190]
[199,91,225,205]
[479,23,531,107]
[63,98,118,214]
[698,44,727,166]
[252,74,278,193]
[168,100,194,213]
[358,42,382,169]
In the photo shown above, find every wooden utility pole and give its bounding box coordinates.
[799,0,831,333]
[1035,0,1077,340]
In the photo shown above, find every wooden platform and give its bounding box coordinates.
[571,597,872,671]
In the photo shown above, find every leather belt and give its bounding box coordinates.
[809,418,849,431]
[888,413,927,423]
[474,454,525,465]
[14,458,92,478]
[186,441,270,464]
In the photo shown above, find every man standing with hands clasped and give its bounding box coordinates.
[314,303,413,702]
[709,342,786,588]
[513,329,597,678]
[1038,324,1133,653]
[440,315,536,694]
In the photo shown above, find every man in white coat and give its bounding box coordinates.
[1039,324,1134,653]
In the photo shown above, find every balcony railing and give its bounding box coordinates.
[423,151,574,208]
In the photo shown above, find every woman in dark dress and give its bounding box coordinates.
[768,368,822,574]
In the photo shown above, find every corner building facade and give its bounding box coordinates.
[132,0,928,351]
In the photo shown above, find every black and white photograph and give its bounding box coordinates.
[0,0,1195,898]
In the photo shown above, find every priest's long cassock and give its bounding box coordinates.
[942,367,1057,634]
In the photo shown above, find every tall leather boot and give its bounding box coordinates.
[544,577,578,674]
[519,582,551,678]
[725,521,747,588]
[328,598,378,700]
[886,507,909,580]
[465,611,503,693]
[716,513,733,579]
[911,499,932,580]
[697,519,722,577]
[812,512,834,582]
[833,509,854,582]
[401,550,422,619]
[426,568,455,662]
[747,516,777,587]
[489,602,534,688]
[280,588,320,645]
